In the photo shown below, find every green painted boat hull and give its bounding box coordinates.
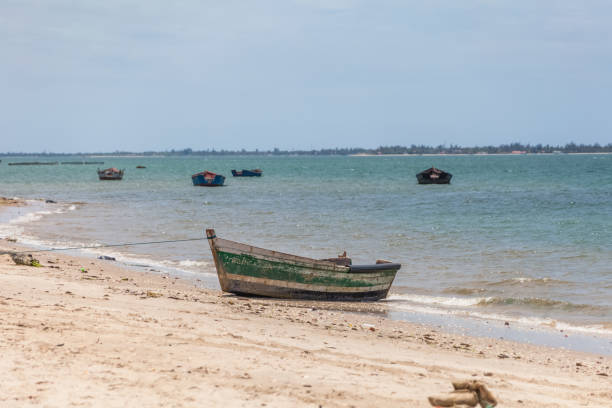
[206,229,400,301]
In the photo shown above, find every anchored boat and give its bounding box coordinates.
[97,167,124,180]
[416,167,452,184]
[206,229,401,301]
[192,171,225,186]
[231,169,262,177]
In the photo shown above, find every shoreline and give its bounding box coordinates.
[1,239,611,407]
[2,199,611,356]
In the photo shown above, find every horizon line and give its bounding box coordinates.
[1,142,612,156]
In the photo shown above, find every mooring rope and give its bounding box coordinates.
[5,237,207,255]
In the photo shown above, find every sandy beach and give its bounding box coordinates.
[1,237,610,408]
[3,0,612,405]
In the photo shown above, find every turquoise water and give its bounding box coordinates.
[1,154,611,341]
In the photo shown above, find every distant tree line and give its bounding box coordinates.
[1,142,611,156]
[372,142,612,155]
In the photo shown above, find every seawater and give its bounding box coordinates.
[1,154,611,347]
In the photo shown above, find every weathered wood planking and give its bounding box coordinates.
[206,229,400,301]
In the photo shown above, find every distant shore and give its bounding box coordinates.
[2,152,611,160]
[2,143,611,159]
[350,152,612,157]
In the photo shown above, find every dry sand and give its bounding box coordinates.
[1,239,610,407]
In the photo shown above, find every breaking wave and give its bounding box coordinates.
[78,248,216,276]
[386,298,612,336]
[487,277,574,287]
[387,293,603,313]
[386,294,491,307]
[442,287,487,296]
[178,260,212,268]
[0,201,78,241]
[477,297,603,312]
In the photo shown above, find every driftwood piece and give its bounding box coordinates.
[428,390,478,407]
[428,380,497,408]
[453,381,497,407]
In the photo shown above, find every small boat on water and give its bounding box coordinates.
[231,169,262,177]
[136,165,146,169]
[206,229,401,301]
[192,171,225,186]
[97,167,124,180]
[416,167,452,184]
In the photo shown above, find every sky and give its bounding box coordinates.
[1,0,611,153]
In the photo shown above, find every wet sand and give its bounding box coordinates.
[1,239,610,407]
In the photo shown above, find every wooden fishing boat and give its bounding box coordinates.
[231,169,262,177]
[136,165,146,169]
[206,229,401,301]
[192,171,225,186]
[97,167,124,180]
[416,167,452,184]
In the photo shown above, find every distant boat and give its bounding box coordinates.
[136,165,146,169]
[97,167,124,180]
[231,169,262,177]
[192,171,225,187]
[416,167,452,184]
[206,229,401,301]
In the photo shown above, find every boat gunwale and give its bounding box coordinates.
[349,263,401,273]
[212,237,401,274]
[213,237,350,272]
